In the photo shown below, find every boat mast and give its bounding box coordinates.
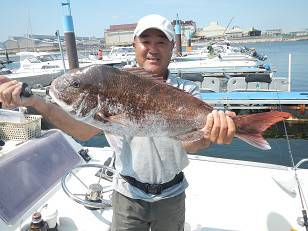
[26,9,36,52]
[55,30,67,72]
[175,13,182,57]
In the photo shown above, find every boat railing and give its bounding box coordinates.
[294,158,308,169]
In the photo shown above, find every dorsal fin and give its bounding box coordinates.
[122,67,165,84]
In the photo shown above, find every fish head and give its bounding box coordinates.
[49,65,101,120]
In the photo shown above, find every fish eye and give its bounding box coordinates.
[72,80,80,88]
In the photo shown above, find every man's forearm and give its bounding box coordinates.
[182,138,211,154]
[31,96,101,140]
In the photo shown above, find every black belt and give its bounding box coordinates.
[120,172,184,195]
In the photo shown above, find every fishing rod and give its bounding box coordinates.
[20,83,49,97]
[276,91,308,230]
[0,83,36,109]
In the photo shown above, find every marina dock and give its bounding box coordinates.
[202,91,308,118]
[202,91,308,105]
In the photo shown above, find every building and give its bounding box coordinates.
[3,39,19,52]
[248,28,262,36]
[171,20,197,38]
[4,37,58,53]
[0,46,4,55]
[263,29,283,37]
[196,21,226,38]
[225,26,244,38]
[104,24,136,47]
[104,19,197,47]
[2,34,102,53]
[289,30,308,37]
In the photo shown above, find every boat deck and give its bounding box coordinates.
[1,130,308,231]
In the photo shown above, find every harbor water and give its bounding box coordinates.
[246,40,308,92]
[79,40,308,168]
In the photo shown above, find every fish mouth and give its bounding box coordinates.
[49,86,61,100]
[49,79,66,100]
[49,89,75,112]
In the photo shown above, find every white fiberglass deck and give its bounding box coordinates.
[0,130,307,231]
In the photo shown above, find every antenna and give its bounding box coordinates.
[26,9,35,52]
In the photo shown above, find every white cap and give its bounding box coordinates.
[134,14,175,41]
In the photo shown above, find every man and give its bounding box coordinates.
[97,48,103,60]
[0,14,235,231]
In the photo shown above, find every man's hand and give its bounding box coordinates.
[182,110,236,153]
[202,110,236,144]
[0,76,35,108]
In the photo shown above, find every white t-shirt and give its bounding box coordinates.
[105,73,200,201]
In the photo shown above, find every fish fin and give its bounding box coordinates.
[94,112,110,123]
[176,130,204,142]
[123,67,165,84]
[94,112,127,126]
[235,133,271,150]
[234,111,292,150]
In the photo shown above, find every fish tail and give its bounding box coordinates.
[233,111,292,150]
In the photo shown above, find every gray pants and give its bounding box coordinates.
[111,191,185,231]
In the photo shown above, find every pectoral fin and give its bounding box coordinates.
[94,111,127,125]
[93,112,110,123]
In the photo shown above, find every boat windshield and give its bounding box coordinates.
[37,55,55,62]
[0,130,81,225]
[50,53,65,60]
[27,56,41,63]
[109,46,134,56]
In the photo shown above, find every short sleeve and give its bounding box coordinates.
[167,74,201,99]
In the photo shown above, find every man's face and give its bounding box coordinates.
[133,29,174,77]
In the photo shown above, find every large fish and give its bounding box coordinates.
[49,64,291,150]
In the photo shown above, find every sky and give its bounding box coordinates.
[1,0,308,42]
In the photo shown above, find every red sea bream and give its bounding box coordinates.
[49,64,291,150]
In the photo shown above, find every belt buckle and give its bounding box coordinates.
[145,183,162,195]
